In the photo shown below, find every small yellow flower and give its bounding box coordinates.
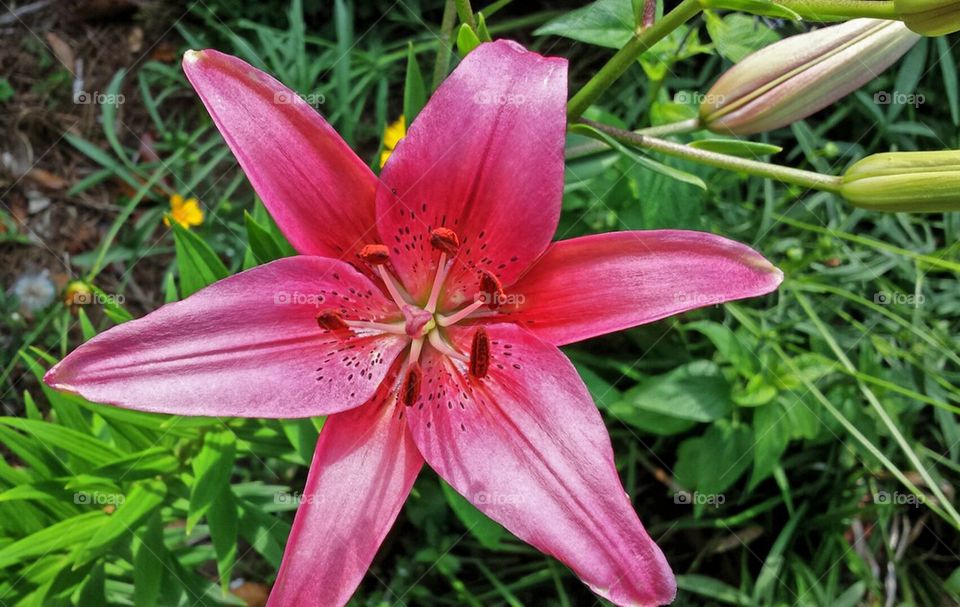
[64,280,93,307]
[163,194,204,229]
[379,115,406,168]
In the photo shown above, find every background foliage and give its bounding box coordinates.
[0,0,958,605]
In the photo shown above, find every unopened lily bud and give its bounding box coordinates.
[700,19,919,135]
[840,151,960,212]
[896,0,960,35]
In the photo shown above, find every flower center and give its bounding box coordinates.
[321,228,504,406]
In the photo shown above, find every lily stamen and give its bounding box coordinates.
[469,327,490,378]
[427,330,469,363]
[436,299,486,327]
[376,265,413,309]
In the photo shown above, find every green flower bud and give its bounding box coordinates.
[896,0,960,35]
[700,19,919,135]
[840,151,960,212]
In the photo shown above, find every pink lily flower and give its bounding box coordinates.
[45,41,783,606]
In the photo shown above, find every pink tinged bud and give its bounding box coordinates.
[896,0,960,35]
[840,150,960,213]
[699,19,920,135]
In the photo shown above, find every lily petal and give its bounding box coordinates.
[45,257,407,418]
[376,40,567,304]
[507,230,783,346]
[183,49,378,259]
[407,323,676,606]
[269,376,422,606]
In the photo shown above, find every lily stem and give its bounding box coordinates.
[567,0,702,121]
[772,0,898,19]
[580,119,843,193]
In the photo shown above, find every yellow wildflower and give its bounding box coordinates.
[163,194,204,229]
[379,115,406,168]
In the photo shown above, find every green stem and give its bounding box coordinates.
[581,119,843,193]
[432,0,459,91]
[773,0,898,19]
[455,0,477,30]
[566,118,699,159]
[567,0,702,120]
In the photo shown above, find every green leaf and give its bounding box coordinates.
[686,320,757,376]
[207,486,239,594]
[937,37,959,126]
[456,23,481,56]
[77,308,97,341]
[187,429,237,532]
[703,11,779,62]
[133,514,165,607]
[0,417,123,467]
[688,139,782,157]
[620,360,732,422]
[535,0,634,49]
[701,0,802,20]
[0,512,107,568]
[748,402,790,488]
[244,211,285,264]
[74,478,167,566]
[677,574,752,605]
[440,480,507,550]
[674,420,753,496]
[172,221,229,297]
[403,42,427,123]
[572,123,707,190]
[889,38,927,122]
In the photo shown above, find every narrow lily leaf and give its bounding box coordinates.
[688,139,782,157]
[77,308,97,341]
[207,485,238,594]
[22,390,41,421]
[0,418,123,467]
[163,270,178,304]
[187,429,237,532]
[133,514,165,607]
[572,123,707,190]
[171,221,229,298]
[244,210,285,264]
[456,23,481,55]
[701,0,802,20]
[403,42,427,122]
[279,419,319,465]
[476,12,492,41]
[73,479,167,566]
[0,512,107,568]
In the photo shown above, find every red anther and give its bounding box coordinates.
[316,310,349,331]
[478,270,505,307]
[358,244,390,265]
[401,363,422,406]
[430,228,460,256]
[469,327,490,379]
